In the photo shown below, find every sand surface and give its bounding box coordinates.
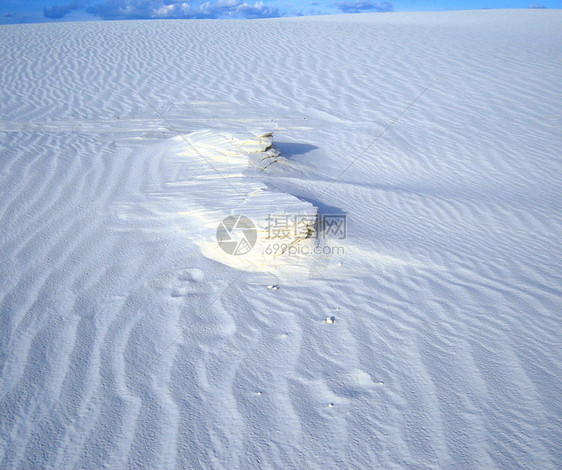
[0,10,561,468]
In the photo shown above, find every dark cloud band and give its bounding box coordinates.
[333,1,393,13]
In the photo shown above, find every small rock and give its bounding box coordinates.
[325,316,335,324]
[328,403,335,408]
[267,285,279,290]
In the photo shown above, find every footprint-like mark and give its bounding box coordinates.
[150,268,206,299]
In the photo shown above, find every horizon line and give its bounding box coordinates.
[1,6,559,26]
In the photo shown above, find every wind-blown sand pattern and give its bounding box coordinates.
[1,10,561,468]
[115,129,319,277]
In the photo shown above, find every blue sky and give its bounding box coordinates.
[0,1,559,24]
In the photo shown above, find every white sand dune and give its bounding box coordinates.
[115,129,319,277]
[1,10,561,468]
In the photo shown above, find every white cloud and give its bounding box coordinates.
[45,0,280,20]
